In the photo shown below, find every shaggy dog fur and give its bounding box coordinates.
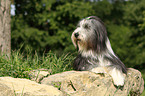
[71,16,127,86]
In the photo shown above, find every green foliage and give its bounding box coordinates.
[0,50,74,78]
[12,0,94,54]
[92,0,113,20]
[139,11,145,31]
[141,91,145,96]
[11,0,145,70]
[107,24,132,67]
[11,16,49,53]
[121,0,145,69]
[141,69,145,96]
[123,0,145,27]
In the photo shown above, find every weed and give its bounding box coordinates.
[0,50,74,78]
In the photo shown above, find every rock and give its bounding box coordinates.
[0,77,63,96]
[41,68,144,96]
[26,68,51,83]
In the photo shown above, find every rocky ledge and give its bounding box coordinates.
[0,68,144,96]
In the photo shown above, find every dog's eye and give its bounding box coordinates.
[84,24,90,29]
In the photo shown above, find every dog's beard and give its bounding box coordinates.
[71,33,86,52]
[76,40,79,51]
[75,40,85,52]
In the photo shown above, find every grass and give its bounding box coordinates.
[0,50,74,78]
[141,70,145,96]
[0,50,145,95]
[141,91,145,96]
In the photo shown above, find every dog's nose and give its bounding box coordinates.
[74,33,79,38]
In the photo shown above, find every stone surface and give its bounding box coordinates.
[0,68,144,96]
[41,68,144,96]
[27,68,50,83]
[0,77,63,96]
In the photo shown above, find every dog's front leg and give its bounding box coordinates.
[90,67,107,74]
[108,67,126,86]
[90,67,126,86]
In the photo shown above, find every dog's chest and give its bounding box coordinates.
[73,54,107,71]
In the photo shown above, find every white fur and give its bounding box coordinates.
[72,17,126,86]
[108,68,125,86]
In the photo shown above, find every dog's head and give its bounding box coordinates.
[71,16,107,53]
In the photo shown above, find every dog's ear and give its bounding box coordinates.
[88,16,107,53]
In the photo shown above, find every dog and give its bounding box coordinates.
[71,16,127,86]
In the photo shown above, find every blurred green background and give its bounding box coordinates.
[10,0,145,94]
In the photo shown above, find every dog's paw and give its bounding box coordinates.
[109,68,126,86]
[90,67,107,74]
[111,72,125,86]
[113,77,125,86]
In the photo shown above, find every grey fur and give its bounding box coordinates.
[72,16,127,76]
